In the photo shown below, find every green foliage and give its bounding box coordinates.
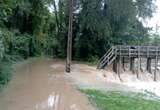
[82,89,160,110]
[0,30,5,59]
[0,0,16,27]
[152,34,160,45]
[72,0,155,59]
[87,55,99,65]
[0,61,12,89]
[0,29,30,58]
[0,0,156,60]
[12,33,31,58]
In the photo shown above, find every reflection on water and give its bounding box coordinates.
[35,92,60,110]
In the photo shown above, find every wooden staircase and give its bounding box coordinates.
[97,46,117,69]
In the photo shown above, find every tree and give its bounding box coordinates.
[0,0,157,60]
[66,0,73,73]
[72,0,156,59]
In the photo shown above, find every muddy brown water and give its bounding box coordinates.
[0,58,95,110]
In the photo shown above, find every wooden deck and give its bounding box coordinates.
[97,45,160,81]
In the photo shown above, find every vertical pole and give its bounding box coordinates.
[118,46,122,81]
[122,57,125,71]
[146,46,152,73]
[140,57,143,72]
[119,57,122,78]
[154,47,158,81]
[113,58,118,73]
[130,57,135,73]
[137,46,140,78]
[66,0,73,73]
[147,58,152,73]
[117,57,120,78]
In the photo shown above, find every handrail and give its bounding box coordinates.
[97,46,117,69]
[97,46,113,67]
[98,47,112,61]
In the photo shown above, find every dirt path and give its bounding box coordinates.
[0,58,96,110]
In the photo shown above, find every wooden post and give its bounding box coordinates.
[113,58,118,73]
[118,57,122,78]
[117,46,122,81]
[137,46,140,78]
[130,57,135,73]
[122,57,125,71]
[154,47,158,81]
[140,57,143,72]
[66,0,73,73]
[117,57,120,75]
[117,57,121,80]
[146,58,152,73]
[154,58,158,81]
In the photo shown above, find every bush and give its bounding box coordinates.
[12,33,31,58]
[87,55,99,65]
[0,30,5,59]
[1,29,34,58]
[0,61,12,89]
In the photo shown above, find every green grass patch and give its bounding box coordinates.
[82,89,160,110]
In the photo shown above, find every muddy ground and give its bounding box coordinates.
[0,58,96,110]
[0,58,160,110]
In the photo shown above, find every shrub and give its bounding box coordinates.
[12,33,31,58]
[0,30,5,59]
[0,61,12,89]
[87,55,99,65]
[1,29,33,58]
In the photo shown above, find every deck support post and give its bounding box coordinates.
[146,58,152,73]
[113,58,118,73]
[122,57,125,71]
[137,46,141,78]
[137,58,140,78]
[118,46,122,81]
[117,57,122,81]
[113,57,121,80]
[154,58,158,81]
[130,57,135,73]
[154,48,158,81]
[140,57,143,72]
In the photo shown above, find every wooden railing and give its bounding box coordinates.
[97,46,117,69]
[116,45,160,58]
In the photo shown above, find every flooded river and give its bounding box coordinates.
[0,58,95,110]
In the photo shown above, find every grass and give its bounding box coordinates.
[82,89,160,110]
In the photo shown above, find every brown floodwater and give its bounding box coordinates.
[0,58,95,110]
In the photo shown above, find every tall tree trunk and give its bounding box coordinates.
[66,0,73,73]
[53,0,60,35]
